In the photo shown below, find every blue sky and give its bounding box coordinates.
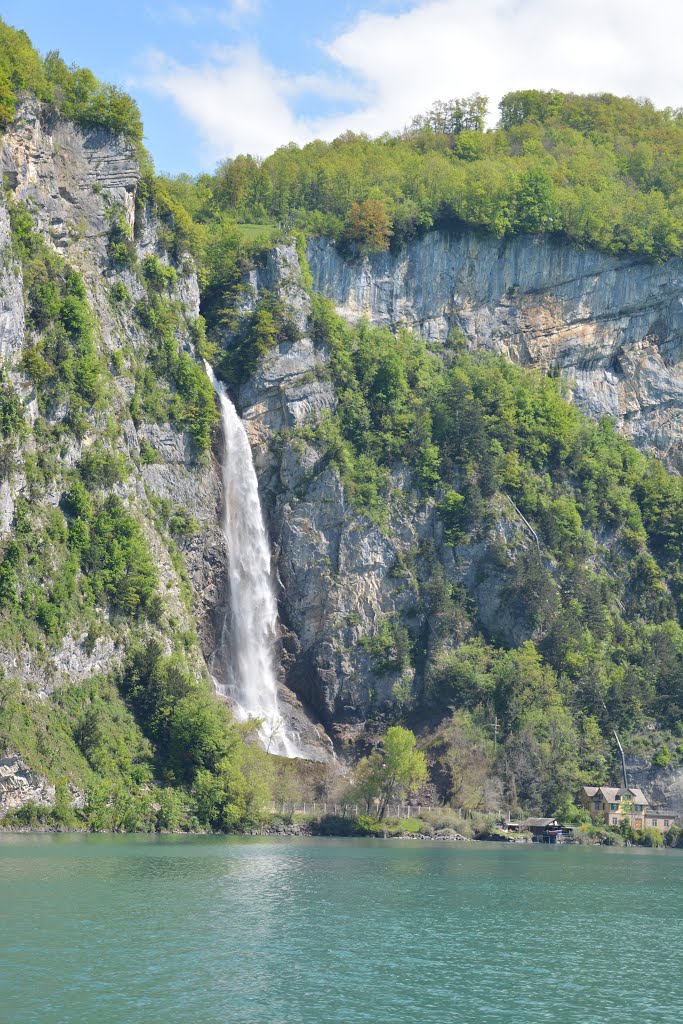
[4,1,682,176]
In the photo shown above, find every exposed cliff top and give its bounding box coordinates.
[307,230,683,469]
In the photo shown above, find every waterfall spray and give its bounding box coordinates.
[204,361,299,758]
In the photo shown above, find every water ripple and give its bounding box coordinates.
[0,836,681,1024]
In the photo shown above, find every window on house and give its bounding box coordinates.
[610,803,618,810]
[664,820,670,827]
[634,804,642,811]
[593,802,601,811]
[611,817,618,825]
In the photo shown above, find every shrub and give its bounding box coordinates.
[638,826,664,847]
[0,21,51,124]
[155,788,188,831]
[66,495,159,617]
[343,197,393,253]
[138,438,157,464]
[77,446,127,488]
[313,813,358,837]
[2,800,52,827]
[107,212,136,269]
[354,814,384,835]
[142,254,177,290]
[169,351,218,454]
[217,292,299,391]
[0,372,25,439]
[110,281,130,304]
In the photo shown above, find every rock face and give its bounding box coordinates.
[308,232,683,468]
[1,97,139,251]
[0,201,24,364]
[239,244,336,458]
[0,755,55,812]
[0,99,224,691]
[235,243,536,733]
[629,763,683,814]
[0,104,333,771]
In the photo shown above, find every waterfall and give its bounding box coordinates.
[204,362,300,758]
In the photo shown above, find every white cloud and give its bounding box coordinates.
[141,0,683,164]
[142,46,308,160]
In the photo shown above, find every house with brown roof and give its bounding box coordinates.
[580,786,677,833]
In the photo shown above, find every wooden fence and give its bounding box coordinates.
[272,802,440,818]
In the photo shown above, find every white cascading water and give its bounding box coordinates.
[204,362,300,758]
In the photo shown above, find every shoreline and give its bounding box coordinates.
[2,827,680,850]
[0,823,471,841]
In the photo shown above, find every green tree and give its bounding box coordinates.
[344,198,393,252]
[439,710,495,812]
[353,726,427,819]
[639,826,664,847]
[410,95,488,136]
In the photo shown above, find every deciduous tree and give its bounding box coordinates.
[353,726,427,819]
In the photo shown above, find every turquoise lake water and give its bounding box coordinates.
[0,835,681,1023]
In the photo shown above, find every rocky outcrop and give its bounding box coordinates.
[239,244,336,461]
[629,763,683,814]
[308,232,683,468]
[0,634,120,699]
[0,201,24,364]
[1,96,139,255]
[0,754,55,812]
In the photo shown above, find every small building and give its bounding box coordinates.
[519,817,567,843]
[644,810,676,832]
[580,786,677,833]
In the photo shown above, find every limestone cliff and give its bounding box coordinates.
[2,97,681,797]
[0,100,329,798]
[308,233,683,468]
[629,762,683,815]
[0,754,56,812]
[233,243,539,738]
[0,98,221,690]
[228,234,683,772]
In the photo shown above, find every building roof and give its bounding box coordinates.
[582,785,649,806]
[520,818,561,828]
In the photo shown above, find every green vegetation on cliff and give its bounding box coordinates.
[162,97,683,814]
[294,300,683,810]
[0,18,142,143]
[0,149,264,833]
[0,210,256,831]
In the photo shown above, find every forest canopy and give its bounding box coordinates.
[3,15,683,263]
[162,89,683,263]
